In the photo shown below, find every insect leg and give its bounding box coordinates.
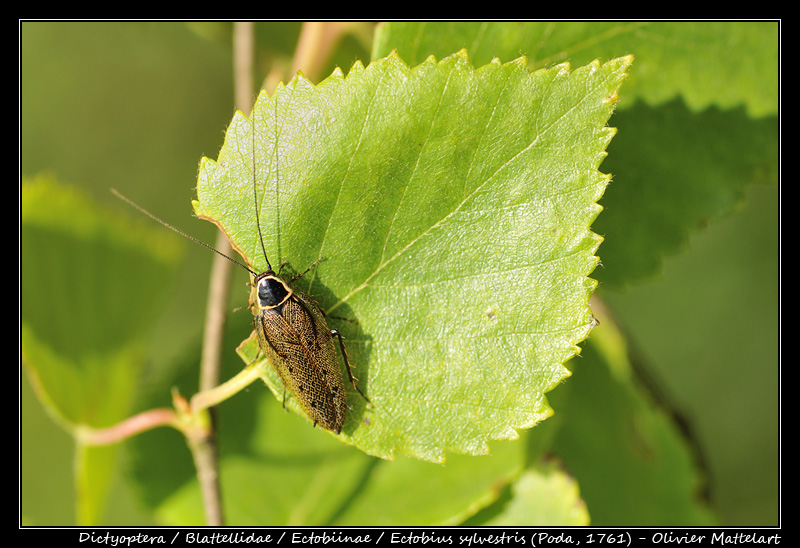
[290,257,324,282]
[331,329,370,404]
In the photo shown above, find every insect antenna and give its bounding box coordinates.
[111,188,258,278]
[251,121,273,274]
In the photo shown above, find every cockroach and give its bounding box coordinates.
[113,119,367,434]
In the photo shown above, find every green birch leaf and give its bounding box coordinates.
[372,22,779,289]
[193,51,631,463]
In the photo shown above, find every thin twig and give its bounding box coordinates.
[189,21,350,526]
[191,363,262,414]
[190,21,256,528]
[76,408,179,446]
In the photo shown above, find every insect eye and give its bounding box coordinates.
[258,276,289,308]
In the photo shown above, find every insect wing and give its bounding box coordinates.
[255,291,347,433]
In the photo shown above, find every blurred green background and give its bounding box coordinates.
[20,21,778,525]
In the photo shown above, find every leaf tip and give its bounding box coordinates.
[510,55,528,68]
[348,58,366,73]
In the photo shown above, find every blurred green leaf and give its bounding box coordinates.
[21,175,183,523]
[21,175,182,426]
[469,457,590,526]
[327,441,525,525]
[548,315,717,525]
[594,101,778,286]
[373,21,778,116]
[193,51,631,463]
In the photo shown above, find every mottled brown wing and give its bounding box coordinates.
[256,292,347,433]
